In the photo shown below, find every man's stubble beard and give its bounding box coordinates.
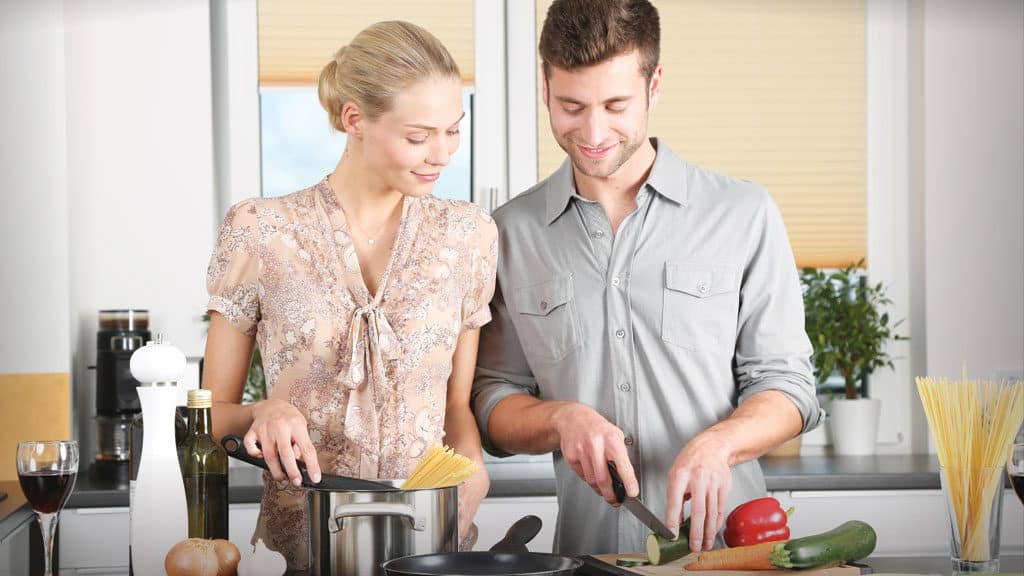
[561,132,644,179]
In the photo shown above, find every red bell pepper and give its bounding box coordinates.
[724,497,794,547]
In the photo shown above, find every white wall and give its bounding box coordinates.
[921,0,1024,383]
[0,0,71,375]
[62,0,217,451]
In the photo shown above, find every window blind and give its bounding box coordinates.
[535,0,866,268]
[258,0,475,86]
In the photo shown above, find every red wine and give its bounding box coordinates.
[1011,473,1024,505]
[18,470,77,514]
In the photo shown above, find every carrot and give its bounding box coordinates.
[685,540,782,571]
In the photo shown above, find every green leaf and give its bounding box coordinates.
[800,262,907,398]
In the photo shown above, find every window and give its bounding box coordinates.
[259,88,473,201]
[256,0,476,201]
[530,0,867,269]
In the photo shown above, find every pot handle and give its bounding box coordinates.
[330,502,425,533]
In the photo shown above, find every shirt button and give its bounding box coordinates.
[615,329,626,338]
[697,280,709,294]
[624,435,635,446]
[592,229,605,239]
[540,300,548,311]
[619,382,631,392]
[611,277,620,287]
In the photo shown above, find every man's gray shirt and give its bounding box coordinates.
[472,139,822,556]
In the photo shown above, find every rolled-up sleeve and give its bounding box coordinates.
[471,274,541,457]
[207,199,262,336]
[734,191,823,433]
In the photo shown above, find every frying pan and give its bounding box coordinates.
[382,514,582,576]
[221,434,396,491]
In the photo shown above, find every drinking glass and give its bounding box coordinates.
[16,440,79,576]
[1009,443,1024,506]
[940,464,1005,574]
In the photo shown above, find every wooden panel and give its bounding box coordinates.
[0,373,71,481]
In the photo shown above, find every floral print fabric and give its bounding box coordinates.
[207,178,497,569]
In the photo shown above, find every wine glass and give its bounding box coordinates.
[17,440,79,576]
[1009,442,1024,506]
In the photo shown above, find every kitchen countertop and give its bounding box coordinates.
[61,453,970,508]
[0,481,34,545]
[44,556,1024,575]
[0,453,1006,540]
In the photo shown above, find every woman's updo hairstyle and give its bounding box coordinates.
[318,20,460,132]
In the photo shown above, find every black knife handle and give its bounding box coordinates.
[607,461,626,504]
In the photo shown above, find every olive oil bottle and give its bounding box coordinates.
[179,389,229,539]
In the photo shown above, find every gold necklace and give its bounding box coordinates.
[339,198,401,247]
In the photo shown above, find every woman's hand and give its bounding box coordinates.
[457,466,489,548]
[243,398,322,486]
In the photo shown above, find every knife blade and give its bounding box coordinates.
[607,461,676,540]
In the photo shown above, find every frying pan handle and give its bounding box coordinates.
[221,434,269,471]
[489,514,542,553]
[221,434,320,486]
[330,502,424,533]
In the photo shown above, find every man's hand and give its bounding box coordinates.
[554,403,639,505]
[665,433,733,552]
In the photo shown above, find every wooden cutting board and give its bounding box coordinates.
[590,553,865,575]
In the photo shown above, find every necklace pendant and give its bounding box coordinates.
[367,238,376,246]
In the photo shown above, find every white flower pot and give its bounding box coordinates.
[828,398,881,455]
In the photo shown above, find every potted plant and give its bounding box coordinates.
[800,260,905,455]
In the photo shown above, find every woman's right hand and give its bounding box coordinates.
[243,398,322,486]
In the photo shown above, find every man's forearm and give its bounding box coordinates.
[701,390,803,466]
[487,394,579,455]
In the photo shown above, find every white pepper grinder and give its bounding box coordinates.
[128,334,188,575]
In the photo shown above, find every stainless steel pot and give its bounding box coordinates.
[308,480,458,576]
[219,435,459,576]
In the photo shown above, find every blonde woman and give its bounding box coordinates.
[202,21,495,570]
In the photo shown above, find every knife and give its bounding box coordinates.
[607,461,676,540]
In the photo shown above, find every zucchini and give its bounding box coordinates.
[769,520,876,569]
[645,519,691,566]
[616,555,651,567]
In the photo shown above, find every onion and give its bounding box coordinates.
[165,538,241,576]
[214,539,242,575]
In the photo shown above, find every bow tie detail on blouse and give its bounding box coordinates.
[340,302,400,470]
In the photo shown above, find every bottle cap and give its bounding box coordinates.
[129,333,186,386]
[186,389,213,409]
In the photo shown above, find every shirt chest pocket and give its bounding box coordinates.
[662,262,740,352]
[513,275,580,362]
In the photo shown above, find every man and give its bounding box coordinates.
[472,0,822,557]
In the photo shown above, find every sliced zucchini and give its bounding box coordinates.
[645,532,690,566]
[616,555,651,567]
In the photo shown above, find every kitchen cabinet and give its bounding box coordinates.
[58,503,261,572]
[0,512,32,576]
[770,489,1023,557]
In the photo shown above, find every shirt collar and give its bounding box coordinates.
[544,137,689,225]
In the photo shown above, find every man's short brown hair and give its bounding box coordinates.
[539,0,660,81]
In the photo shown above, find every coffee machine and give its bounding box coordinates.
[94,309,151,463]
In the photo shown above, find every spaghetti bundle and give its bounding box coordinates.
[401,445,479,490]
[916,367,1023,561]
